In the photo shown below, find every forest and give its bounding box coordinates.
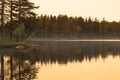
[1,0,120,40]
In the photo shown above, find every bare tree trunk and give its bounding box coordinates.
[10,0,13,38]
[1,0,5,36]
[18,0,21,21]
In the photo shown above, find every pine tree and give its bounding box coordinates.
[0,0,10,36]
[15,0,39,21]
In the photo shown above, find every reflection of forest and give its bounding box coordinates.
[1,42,120,79]
[38,42,120,64]
[0,52,39,80]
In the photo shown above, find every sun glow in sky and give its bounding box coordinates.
[30,0,120,21]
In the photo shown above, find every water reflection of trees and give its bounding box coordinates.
[1,42,120,79]
[0,50,39,80]
[38,42,120,64]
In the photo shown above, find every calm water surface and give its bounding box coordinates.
[1,41,120,80]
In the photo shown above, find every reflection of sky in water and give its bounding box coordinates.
[1,42,120,80]
[36,56,120,80]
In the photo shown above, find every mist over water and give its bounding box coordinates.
[32,38,120,42]
[1,41,120,80]
[36,41,120,80]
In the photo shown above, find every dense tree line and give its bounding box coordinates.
[34,15,120,39]
[0,1,120,39]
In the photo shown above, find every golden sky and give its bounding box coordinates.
[30,0,120,21]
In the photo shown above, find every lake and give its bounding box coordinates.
[1,41,120,80]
